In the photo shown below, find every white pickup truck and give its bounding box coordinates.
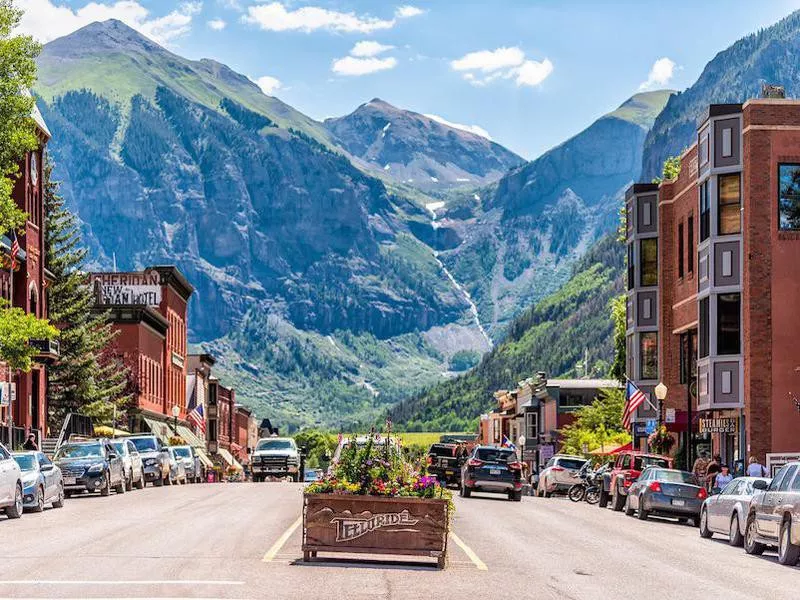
[251,437,301,482]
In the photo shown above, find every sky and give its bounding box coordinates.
[18,0,800,160]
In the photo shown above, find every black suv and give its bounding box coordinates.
[426,443,467,486]
[460,446,524,501]
[54,439,125,497]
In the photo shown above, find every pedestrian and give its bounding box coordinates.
[705,454,721,490]
[22,434,38,451]
[715,465,733,490]
[746,456,767,477]
[692,451,710,484]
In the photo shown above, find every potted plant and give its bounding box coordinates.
[302,428,453,568]
[648,425,676,455]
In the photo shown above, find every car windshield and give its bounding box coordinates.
[557,458,587,470]
[476,448,515,462]
[653,470,698,484]
[111,442,128,455]
[173,447,192,458]
[56,443,104,459]
[634,456,670,470]
[130,437,158,452]
[13,455,36,471]
[428,444,458,457]
[256,439,293,451]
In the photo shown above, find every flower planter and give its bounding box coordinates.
[302,493,450,568]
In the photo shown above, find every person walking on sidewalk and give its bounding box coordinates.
[746,456,767,477]
[715,465,733,490]
[705,455,722,490]
[692,452,710,485]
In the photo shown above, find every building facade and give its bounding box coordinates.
[626,97,800,469]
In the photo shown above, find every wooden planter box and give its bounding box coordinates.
[302,493,450,568]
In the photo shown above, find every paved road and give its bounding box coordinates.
[0,483,796,599]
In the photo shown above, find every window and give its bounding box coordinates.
[699,135,709,166]
[679,331,697,384]
[718,174,741,235]
[621,454,631,469]
[687,215,694,274]
[640,332,658,380]
[560,393,592,411]
[678,222,684,278]
[790,470,800,491]
[699,298,709,358]
[643,202,652,227]
[627,243,634,290]
[721,128,732,158]
[700,181,710,241]
[717,293,741,355]
[779,163,800,231]
[640,238,657,287]
[778,465,797,492]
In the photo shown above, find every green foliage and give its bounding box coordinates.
[0,304,57,372]
[558,388,631,456]
[652,155,682,184]
[449,350,480,372]
[609,294,626,382]
[220,97,276,131]
[294,429,335,469]
[43,159,131,429]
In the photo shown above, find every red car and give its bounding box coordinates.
[598,451,672,511]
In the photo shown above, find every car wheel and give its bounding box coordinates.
[52,485,65,508]
[699,508,713,538]
[512,490,522,502]
[154,475,163,487]
[637,496,649,520]
[135,473,145,490]
[5,484,22,519]
[32,486,45,513]
[100,473,111,496]
[611,486,625,512]
[598,488,609,508]
[624,495,635,517]
[729,514,744,547]
[461,485,471,498]
[125,471,133,492]
[114,476,125,494]
[778,520,800,566]
[165,472,172,486]
[744,515,766,555]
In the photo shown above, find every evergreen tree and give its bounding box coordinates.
[43,159,131,429]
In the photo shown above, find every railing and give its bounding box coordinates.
[30,339,60,359]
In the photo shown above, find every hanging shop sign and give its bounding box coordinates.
[697,417,737,434]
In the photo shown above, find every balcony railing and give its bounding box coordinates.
[30,339,60,361]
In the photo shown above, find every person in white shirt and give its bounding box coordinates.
[715,465,734,489]
[746,456,767,478]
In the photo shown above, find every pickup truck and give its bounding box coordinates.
[251,437,301,482]
[599,451,672,511]
[426,443,467,486]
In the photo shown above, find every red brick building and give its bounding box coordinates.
[90,267,193,432]
[626,97,800,470]
[0,104,57,446]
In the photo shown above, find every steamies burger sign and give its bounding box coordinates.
[91,270,162,306]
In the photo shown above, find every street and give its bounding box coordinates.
[0,483,796,599]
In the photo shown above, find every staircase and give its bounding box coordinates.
[41,438,59,457]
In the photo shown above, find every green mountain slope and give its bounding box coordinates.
[389,235,624,431]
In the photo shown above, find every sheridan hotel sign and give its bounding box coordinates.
[90,270,162,307]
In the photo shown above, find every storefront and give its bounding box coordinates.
[697,414,742,473]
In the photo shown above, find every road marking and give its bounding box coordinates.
[449,532,488,571]
[0,580,243,586]
[263,515,303,562]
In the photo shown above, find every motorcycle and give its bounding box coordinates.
[568,464,608,504]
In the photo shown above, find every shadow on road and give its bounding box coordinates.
[291,557,440,571]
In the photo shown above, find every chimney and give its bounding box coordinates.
[761,83,786,99]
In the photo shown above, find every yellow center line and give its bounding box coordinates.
[449,532,488,571]
[262,516,303,562]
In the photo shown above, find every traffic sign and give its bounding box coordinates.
[665,408,676,423]
[644,419,657,435]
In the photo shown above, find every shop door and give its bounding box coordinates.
[31,370,40,431]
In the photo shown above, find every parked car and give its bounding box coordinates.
[110,439,144,491]
[12,451,64,512]
[537,455,588,497]
[251,437,301,482]
[699,476,770,545]
[0,442,23,519]
[624,467,706,525]
[744,461,800,565]
[127,435,170,486]
[599,451,672,510]
[171,445,201,483]
[460,446,524,501]
[426,443,467,486]
[303,468,323,482]
[166,447,188,485]
[54,439,125,497]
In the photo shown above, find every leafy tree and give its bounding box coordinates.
[558,388,631,457]
[449,350,480,372]
[44,159,130,428]
[0,308,57,371]
[294,429,336,469]
[609,294,626,382]
[652,154,682,184]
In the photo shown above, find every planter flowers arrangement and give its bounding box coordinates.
[302,427,453,568]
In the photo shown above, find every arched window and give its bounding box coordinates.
[29,282,38,317]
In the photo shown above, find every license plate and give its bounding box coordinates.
[446,470,454,475]
[490,469,501,476]
[672,499,685,506]
[64,477,76,485]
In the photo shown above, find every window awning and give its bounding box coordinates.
[142,417,172,445]
[195,447,214,469]
[176,425,204,448]
[217,447,243,471]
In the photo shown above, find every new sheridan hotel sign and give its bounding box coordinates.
[91,270,162,307]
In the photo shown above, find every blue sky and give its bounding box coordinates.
[21,0,800,159]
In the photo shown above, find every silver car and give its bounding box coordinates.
[111,439,145,491]
[166,447,187,485]
[744,461,800,566]
[171,445,201,483]
[624,467,707,525]
[12,452,64,512]
[699,476,770,546]
[537,455,588,497]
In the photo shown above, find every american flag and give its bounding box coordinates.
[622,380,647,429]
[186,388,205,433]
[9,232,19,271]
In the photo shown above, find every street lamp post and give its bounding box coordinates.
[654,382,668,428]
[172,404,180,435]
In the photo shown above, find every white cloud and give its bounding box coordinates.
[207,18,226,30]
[243,2,395,34]
[639,57,677,91]
[218,0,242,10]
[332,55,397,76]
[395,5,424,18]
[253,75,282,95]
[17,0,203,45]
[451,46,552,88]
[350,40,394,57]
[424,113,492,140]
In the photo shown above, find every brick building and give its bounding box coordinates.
[0,103,58,446]
[625,97,800,470]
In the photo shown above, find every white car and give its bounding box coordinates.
[111,439,145,491]
[0,442,23,518]
[537,455,589,497]
[700,476,771,545]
